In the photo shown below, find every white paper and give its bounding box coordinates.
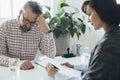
[35,56,64,70]
[34,56,81,79]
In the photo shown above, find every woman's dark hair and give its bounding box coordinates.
[82,0,90,14]
[82,0,120,26]
[23,1,42,15]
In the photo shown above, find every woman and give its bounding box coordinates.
[45,0,120,80]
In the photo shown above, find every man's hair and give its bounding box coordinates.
[23,1,42,15]
[82,0,120,26]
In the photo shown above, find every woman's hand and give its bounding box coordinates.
[36,15,50,33]
[45,63,58,78]
[61,62,74,68]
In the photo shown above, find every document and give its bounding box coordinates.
[35,56,81,79]
[35,56,64,70]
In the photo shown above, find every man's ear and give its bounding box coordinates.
[19,9,23,15]
[18,9,23,19]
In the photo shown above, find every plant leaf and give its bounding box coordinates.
[57,0,66,12]
[75,28,81,39]
[60,16,69,32]
[42,5,51,11]
[69,27,75,37]
[60,3,69,8]
[80,23,86,34]
[78,18,83,22]
[56,9,65,17]
[43,11,51,19]
[49,17,58,25]
[54,29,62,38]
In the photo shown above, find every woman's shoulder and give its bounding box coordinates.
[105,26,120,39]
[101,28,120,51]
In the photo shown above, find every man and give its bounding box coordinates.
[0,1,56,70]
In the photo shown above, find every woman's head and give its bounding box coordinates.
[82,0,120,30]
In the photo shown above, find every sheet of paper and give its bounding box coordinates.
[35,56,81,79]
[35,56,64,69]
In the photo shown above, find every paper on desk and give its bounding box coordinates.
[35,56,81,79]
[35,56,64,69]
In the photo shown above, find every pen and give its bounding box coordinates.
[51,64,59,70]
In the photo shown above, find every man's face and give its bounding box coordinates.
[20,6,38,32]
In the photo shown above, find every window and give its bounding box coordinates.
[0,0,11,18]
[117,0,120,3]
[0,0,53,18]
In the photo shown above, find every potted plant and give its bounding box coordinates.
[43,0,88,55]
[43,0,87,39]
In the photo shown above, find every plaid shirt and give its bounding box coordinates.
[0,19,56,66]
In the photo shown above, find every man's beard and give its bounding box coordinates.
[19,25,32,32]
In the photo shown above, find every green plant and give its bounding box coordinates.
[43,0,87,39]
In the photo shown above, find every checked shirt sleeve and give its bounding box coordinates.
[39,32,56,58]
[0,22,10,67]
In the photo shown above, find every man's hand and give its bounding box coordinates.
[20,60,34,70]
[45,63,57,78]
[36,15,50,33]
[61,62,74,68]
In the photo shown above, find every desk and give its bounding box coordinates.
[0,56,83,80]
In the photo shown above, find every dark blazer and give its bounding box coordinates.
[82,26,120,80]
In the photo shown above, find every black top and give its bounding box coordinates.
[82,26,120,80]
